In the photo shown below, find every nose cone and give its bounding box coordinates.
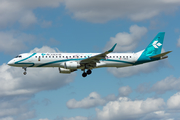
[8,60,14,66]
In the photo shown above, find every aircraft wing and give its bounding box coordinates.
[150,51,172,59]
[80,43,117,64]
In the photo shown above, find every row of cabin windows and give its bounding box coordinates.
[35,56,132,59]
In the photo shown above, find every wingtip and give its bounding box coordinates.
[108,43,117,52]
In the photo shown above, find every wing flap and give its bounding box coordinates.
[150,51,172,59]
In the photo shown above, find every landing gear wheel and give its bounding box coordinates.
[23,72,27,75]
[82,72,87,77]
[87,69,92,75]
[22,67,27,75]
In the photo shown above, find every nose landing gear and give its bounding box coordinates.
[22,67,27,75]
[82,69,92,77]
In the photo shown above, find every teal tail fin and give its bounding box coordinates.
[144,32,165,57]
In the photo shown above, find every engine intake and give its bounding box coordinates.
[64,61,80,69]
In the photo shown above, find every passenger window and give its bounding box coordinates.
[130,56,131,58]
[49,56,51,58]
[42,56,44,58]
[35,56,37,58]
[56,56,58,58]
[59,56,61,58]
[127,56,128,58]
[69,56,71,58]
[63,56,64,58]
[113,56,115,58]
[46,56,47,58]
[116,56,118,58]
[52,56,54,58]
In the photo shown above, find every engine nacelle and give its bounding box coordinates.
[59,68,72,74]
[64,61,80,69]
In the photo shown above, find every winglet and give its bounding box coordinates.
[108,43,117,52]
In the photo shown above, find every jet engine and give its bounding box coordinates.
[64,61,80,69]
[59,68,73,74]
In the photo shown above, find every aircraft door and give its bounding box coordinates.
[38,56,41,61]
[133,53,138,62]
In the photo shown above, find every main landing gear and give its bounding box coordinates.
[22,67,27,75]
[82,69,92,77]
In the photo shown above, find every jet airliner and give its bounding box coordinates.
[8,32,171,77]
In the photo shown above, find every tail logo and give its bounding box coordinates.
[152,41,162,48]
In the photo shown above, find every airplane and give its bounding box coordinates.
[8,32,171,77]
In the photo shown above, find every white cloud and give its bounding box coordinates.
[1,0,180,27]
[141,111,170,120]
[118,86,132,97]
[0,31,35,54]
[18,11,37,28]
[0,117,14,120]
[62,116,89,120]
[177,36,180,47]
[40,20,52,28]
[0,0,63,28]
[67,86,133,109]
[96,97,165,120]
[104,25,147,52]
[107,60,165,78]
[136,83,151,94]
[66,92,106,109]
[64,0,180,23]
[151,76,180,94]
[167,92,180,110]
[0,96,35,120]
[39,119,49,120]
[30,46,60,53]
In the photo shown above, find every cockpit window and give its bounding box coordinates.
[15,55,22,58]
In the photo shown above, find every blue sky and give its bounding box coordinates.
[1,0,180,120]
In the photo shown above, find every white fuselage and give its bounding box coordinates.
[8,52,142,69]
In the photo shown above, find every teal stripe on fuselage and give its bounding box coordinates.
[15,53,36,67]
[37,58,134,67]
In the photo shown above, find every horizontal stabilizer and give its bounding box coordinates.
[150,51,172,59]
